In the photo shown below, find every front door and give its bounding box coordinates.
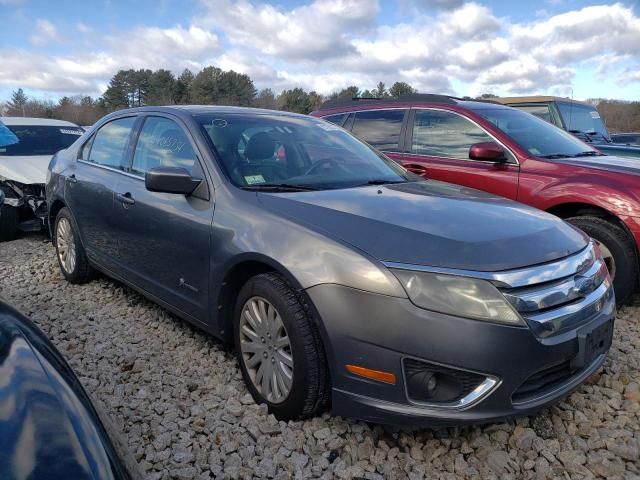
[398,109,519,200]
[65,116,137,269]
[113,115,214,322]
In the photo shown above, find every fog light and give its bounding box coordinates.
[404,358,487,404]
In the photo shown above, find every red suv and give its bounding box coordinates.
[312,95,640,303]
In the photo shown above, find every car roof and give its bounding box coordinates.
[492,96,592,107]
[105,105,309,119]
[312,95,511,114]
[0,116,81,127]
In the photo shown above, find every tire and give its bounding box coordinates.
[566,215,637,304]
[233,273,330,420]
[0,204,19,242]
[54,207,94,284]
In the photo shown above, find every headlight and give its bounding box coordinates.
[391,269,524,326]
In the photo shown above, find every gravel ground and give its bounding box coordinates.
[1,235,639,480]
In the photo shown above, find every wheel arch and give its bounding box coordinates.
[48,198,67,243]
[213,253,336,380]
[545,202,636,242]
[546,201,639,288]
[215,254,307,340]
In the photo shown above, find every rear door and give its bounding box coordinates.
[112,114,214,322]
[397,109,519,199]
[347,108,408,164]
[65,116,137,268]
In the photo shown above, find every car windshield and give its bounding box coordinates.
[196,113,412,190]
[0,125,84,156]
[475,108,601,158]
[556,102,610,140]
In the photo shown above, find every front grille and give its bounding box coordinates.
[403,358,486,404]
[512,360,577,403]
[499,246,611,338]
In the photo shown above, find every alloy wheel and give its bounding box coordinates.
[56,217,77,274]
[239,296,293,403]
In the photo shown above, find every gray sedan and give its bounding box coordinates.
[46,106,614,425]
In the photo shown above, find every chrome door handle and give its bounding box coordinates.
[116,192,135,205]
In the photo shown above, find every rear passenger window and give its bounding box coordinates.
[132,117,197,176]
[88,117,136,169]
[351,110,405,151]
[322,114,347,126]
[411,110,492,159]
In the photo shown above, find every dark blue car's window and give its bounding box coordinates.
[88,117,136,170]
[196,113,410,190]
[556,102,609,139]
[132,117,197,176]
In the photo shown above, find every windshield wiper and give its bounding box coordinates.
[356,179,409,187]
[540,153,573,159]
[241,183,319,192]
[573,151,603,157]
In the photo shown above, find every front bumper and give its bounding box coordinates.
[306,282,615,427]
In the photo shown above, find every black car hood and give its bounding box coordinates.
[259,181,587,272]
[556,154,640,175]
[0,301,133,479]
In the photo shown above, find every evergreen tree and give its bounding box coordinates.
[389,81,417,98]
[6,88,28,116]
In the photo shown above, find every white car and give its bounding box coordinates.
[0,117,83,240]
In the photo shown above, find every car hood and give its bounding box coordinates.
[0,155,51,184]
[556,154,640,173]
[0,301,133,479]
[258,181,587,272]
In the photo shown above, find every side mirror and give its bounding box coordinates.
[469,142,507,162]
[145,167,201,195]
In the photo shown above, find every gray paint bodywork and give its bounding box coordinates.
[46,106,606,425]
[47,106,587,337]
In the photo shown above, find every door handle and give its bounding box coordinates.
[67,174,77,184]
[116,192,135,206]
[404,163,428,176]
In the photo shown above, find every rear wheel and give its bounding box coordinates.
[0,204,19,242]
[566,216,637,304]
[233,273,329,420]
[54,207,94,284]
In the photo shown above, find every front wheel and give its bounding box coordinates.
[566,216,637,304]
[54,207,94,284]
[233,273,329,420]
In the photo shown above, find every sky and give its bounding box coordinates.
[0,0,639,103]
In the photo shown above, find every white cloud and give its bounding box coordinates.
[197,0,379,60]
[29,19,63,47]
[1,1,640,99]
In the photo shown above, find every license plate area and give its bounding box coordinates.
[570,318,613,370]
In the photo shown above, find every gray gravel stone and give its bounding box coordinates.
[2,236,639,480]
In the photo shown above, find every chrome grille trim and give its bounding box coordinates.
[384,242,613,338]
[502,259,608,313]
[384,244,595,289]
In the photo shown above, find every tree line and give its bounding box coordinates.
[0,65,418,125]
[2,65,638,132]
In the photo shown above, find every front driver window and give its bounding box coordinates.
[412,110,493,159]
[132,117,197,176]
